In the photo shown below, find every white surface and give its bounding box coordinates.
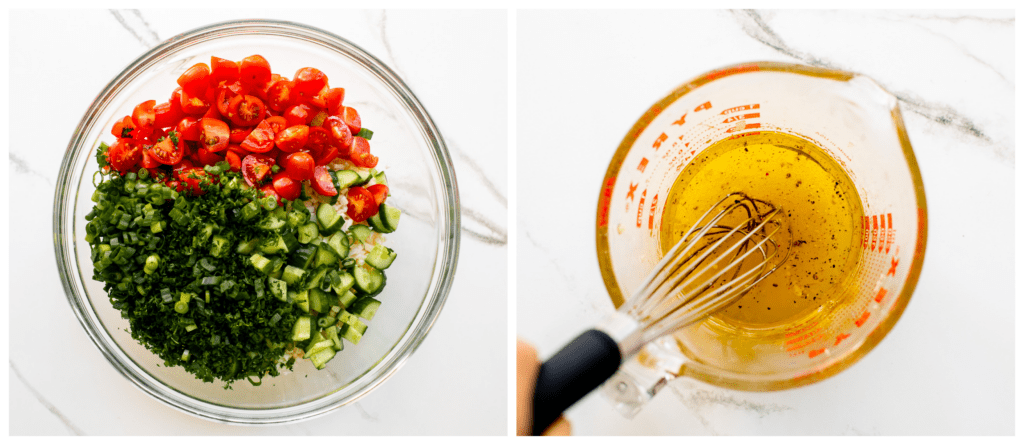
[516,10,1014,435]
[9,10,507,435]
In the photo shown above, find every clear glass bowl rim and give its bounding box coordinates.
[53,19,460,424]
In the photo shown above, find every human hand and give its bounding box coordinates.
[517,339,572,436]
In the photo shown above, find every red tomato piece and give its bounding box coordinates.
[225,150,242,172]
[210,57,239,84]
[240,154,275,187]
[266,80,294,112]
[196,147,224,166]
[304,127,337,165]
[323,115,353,150]
[348,137,378,168]
[145,137,184,165]
[283,103,312,127]
[111,115,136,139]
[324,87,345,116]
[226,95,266,127]
[240,119,276,153]
[342,106,361,134]
[153,98,185,129]
[259,183,282,206]
[106,139,142,174]
[177,167,208,195]
[281,151,315,181]
[310,165,338,197]
[202,102,223,121]
[177,63,211,96]
[229,126,252,143]
[226,143,249,156]
[346,186,378,222]
[240,55,272,89]
[366,184,389,206]
[265,116,289,134]
[293,67,328,97]
[274,125,309,153]
[176,116,201,141]
[199,118,230,152]
[140,150,161,169]
[132,100,157,128]
[179,88,210,115]
[215,87,238,117]
[272,172,302,201]
[304,85,329,109]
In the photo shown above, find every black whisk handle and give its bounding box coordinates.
[530,329,622,435]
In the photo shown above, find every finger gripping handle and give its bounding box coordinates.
[530,329,622,435]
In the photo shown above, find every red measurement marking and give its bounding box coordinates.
[874,287,888,303]
[626,182,638,201]
[861,216,870,248]
[885,213,894,253]
[870,215,878,252]
[722,113,761,124]
[653,133,667,150]
[720,104,760,115]
[887,256,899,276]
[693,101,712,112]
[672,113,687,126]
[648,194,658,230]
[597,176,615,228]
[637,158,649,173]
[809,348,825,358]
[855,311,871,327]
[636,189,646,228]
[728,131,761,140]
[834,333,851,346]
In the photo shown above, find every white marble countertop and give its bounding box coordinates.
[9,10,507,435]
[516,10,1014,435]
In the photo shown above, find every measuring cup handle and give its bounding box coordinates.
[531,329,621,435]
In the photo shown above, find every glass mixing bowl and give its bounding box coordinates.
[53,20,459,424]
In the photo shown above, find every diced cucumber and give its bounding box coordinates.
[349,224,372,243]
[268,277,288,302]
[367,214,389,233]
[373,171,388,186]
[281,232,299,253]
[257,214,287,230]
[291,316,312,342]
[325,232,350,258]
[307,328,327,347]
[338,289,358,308]
[282,265,306,286]
[304,266,330,291]
[288,244,318,269]
[334,170,361,189]
[340,324,364,344]
[290,289,309,313]
[380,203,401,232]
[308,347,336,370]
[235,237,260,255]
[305,339,335,356]
[297,222,319,244]
[314,244,339,268]
[354,169,372,186]
[259,234,289,254]
[316,203,344,235]
[353,264,384,294]
[332,271,355,294]
[364,245,396,270]
[308,288,332,314]
[324,325,344,351]
[249,253,272,274]
[350,297,382,320]
[287,207,309,228]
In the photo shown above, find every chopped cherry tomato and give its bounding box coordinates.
[226,95,266,127]
[241,154,275,187]
[196,147,224,166]
[131,100,156,129]
[179,88,210,115]
[176,116,201,141]
[323,115,353,150]
[274,125,309,153]
[341,106,361,134]
[311,165,338,197]
[265,116,289,134]
[145,137,183,165]
[240,55,272,89]
[346,186,378,222]
[177,63,211,96]
[367,184,389,206]
[215,87,239,117]
[281,151,315,181]
[305,127,338,165]
[210,57,239,84]
[106,139,141,174]
[293,67,328,97]
[153,99,185,129]
[240,119,275,153]
[140,150,161,169]
[202,102,224,121]
[165,179,183,192]
[111,116,136,139]
[199,118,230,152]
[226,143,249,156]
[177,167,208,195]
[229,126,252,143]
[225,150,242,172]
[142,127,168,145]
[272,172,302,201]
[324,87,345,116]
[259,183,282,205]
[266,80,294,112]
[304,85,329,109]
[283,103,312,127]
[348,137,378,168]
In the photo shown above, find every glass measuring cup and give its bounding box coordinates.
[595,62,927,416]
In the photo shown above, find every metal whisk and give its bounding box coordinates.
[529,193,789,435]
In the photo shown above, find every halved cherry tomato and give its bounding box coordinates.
[111,116,136,139]
[145,137,184,165]
[226,95,266,127]
[240,119,275,153]
[179,88,210,115]
[177,63,211,96]
[275,125,309,153]
[229,126,251,143]
[176,116,201,141]
[266,80,294,112]
[341,106,361,134]
[346,186,377,222]
[348,137,378,168]
[367,184,389,206]
[140,150,161,169]
[259,183,281,205]
[153,98,185,129]
[293,67,328,97]
[281,151,315,181]
[131,100,156,129]
[210,57,239,84]
[225,150,242,172]
[199,118,230,152]
[202,102,223,121]
[141,127,168,146]
[311,165,337,197]
[241,154,275,187]
[196,147,224,166]
[303,85,328,109]
[240,55,272,88]
[177,167,208,195]
[305,127,338,165]
[283,103,312,127]
[271,172,302,201]
[215,87,239,117]
[324,87,345,116]
[265,116,289,134]
[226,143,249,156]
[106,139,141,174]
[323,115,352,150]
